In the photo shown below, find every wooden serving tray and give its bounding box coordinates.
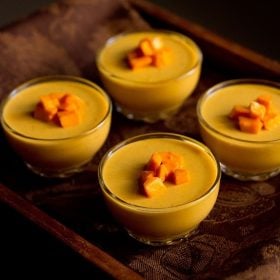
[0,0,280,279]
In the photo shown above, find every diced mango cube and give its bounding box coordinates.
[139,38,155,56]
[146,152,163,172]
[238,116,263,134]
[168,168,189,185]
[34,103,57,122]
[249,101,266,120]
[142,176,166,197]
[40,94,60,111]
[256,95,272,110]
[160,151,183,172]
[139,170,155,185]
[57,110,80,128]
[128,55,152,70]
[156,164,169,181]
[151,48,172,68]
[229,105,251,120]
[59,94,81,111]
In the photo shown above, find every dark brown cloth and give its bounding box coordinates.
[0,0,149,98]
[0,1,280,279]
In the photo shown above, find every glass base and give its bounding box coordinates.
[126,226,198,246]
[25,161,90,178]
[116,103,180,123]
[221,163,280,181]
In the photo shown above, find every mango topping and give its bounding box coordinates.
[33,93,84,128]
[139,151,189,198]
[229,95,280,134]
[126,37,172,70]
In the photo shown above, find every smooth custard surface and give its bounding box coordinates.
[3,80,109,139]
[102,138,218,209]
[98,31,200,83]
[201,84,280,142]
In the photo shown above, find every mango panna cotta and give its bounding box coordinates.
[96,30,202,123]
[98,133,220,246]
[0,76,112,178]
[197,79,280,181]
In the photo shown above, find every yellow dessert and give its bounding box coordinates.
[197,79,280,180]
[1,76,112,177]
[97,30,202,123]
[98,133,220,245]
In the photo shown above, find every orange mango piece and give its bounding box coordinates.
[139,170,155,185]
[151,48,172,68]
[34,103,57,122]
[229,94,280,133]
[155,164,169,181]
[229,105,251,120]
[138,38,155,56]
[59,94,82,111]
[256,95,272,110]
[146,152,163,172]
[146,151,183,174]
[57,110,80,128]
[142,176,166,198]
[168,168,189,185]
[127,37,172,70]
[127,54,152,70]
[40,94,60,111]
[34,93,84,127]
[160,152,183,172]
[139,151,189,197]
[249,101,266,120]
[257,95,279,117]
[238,116,263,134]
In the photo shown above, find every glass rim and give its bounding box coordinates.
[0,75,112,141]
[96,29,203,85]
[98,132,221,212]
[197,78,280,144]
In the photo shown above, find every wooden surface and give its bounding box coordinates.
[0,183,143,279]
[131,0,280,78]
[0,0,280,279]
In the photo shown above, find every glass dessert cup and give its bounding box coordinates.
[0,75,112,178]
[98,132,220,246]
[197,79,280,181]
[96,30,202,123]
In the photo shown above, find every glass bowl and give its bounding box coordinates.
[197,79,280,181]
[0,75,112,178]
[96,30,202,123]
[98,132,220,245]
